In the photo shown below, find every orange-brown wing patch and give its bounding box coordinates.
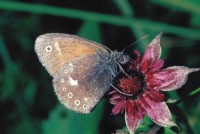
[35,33,108,76]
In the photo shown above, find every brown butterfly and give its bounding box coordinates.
[35,33,129,113]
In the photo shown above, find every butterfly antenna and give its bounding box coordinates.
[122,35,149,53]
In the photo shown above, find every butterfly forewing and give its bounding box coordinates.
[35,33,107,76]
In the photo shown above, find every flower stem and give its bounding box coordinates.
[189,87,200,96]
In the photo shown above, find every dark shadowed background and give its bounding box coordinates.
[0,0,200,134]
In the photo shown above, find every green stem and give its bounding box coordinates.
[189,87,200,96]
[0,1,200,39]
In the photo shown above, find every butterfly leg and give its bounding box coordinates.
[110,84,133,96]
[108,66,117,77]
[109,66,133,96]
[115,62,131,78]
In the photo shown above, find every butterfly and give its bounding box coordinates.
[35,33,130,113]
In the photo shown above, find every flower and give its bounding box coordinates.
[109,33,199,134]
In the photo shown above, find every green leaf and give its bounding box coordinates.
[190,14,200,27]
[164,127,176,134]
[42,100,105,134]
[151,0,200,15]
[114,0,134,17]
[78,21,102,43]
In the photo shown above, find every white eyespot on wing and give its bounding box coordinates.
[62,87,66,91]
[45,46,52,52]
[67,92,73,98]
[61,78,65,83]
[75,100,80,106]
[68,76,78,86]
[64,63,74,74]
[83,104,87,109]
[68,63,74,72]
[64,69,68,74]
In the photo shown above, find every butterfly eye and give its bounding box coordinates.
[45,46,52,52]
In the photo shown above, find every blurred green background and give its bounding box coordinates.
[0,0,199,134]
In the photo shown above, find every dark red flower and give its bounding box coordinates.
[109,33,199,134]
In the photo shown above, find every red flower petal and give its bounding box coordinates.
[110,94,123,105]
[125,110,141,134]
[145,90,165,102]
[148,59,164,74]
[126,101,135,115]
[109,90,117,95]
[112,100,126,115]
[140,59,151,74]
[143,97,177,127]
[151,66,199,91]
[139,95,151,108]
[135,101,145,119]
[140,33,162,73]
[133,49,141,64]
[130,50,141,70]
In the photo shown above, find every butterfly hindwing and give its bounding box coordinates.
[53,53,118,113]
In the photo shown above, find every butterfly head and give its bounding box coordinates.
[111,51,129,64]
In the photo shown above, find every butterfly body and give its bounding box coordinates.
[35,33,127,113]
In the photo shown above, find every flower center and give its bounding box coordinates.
[114,70,145,97]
